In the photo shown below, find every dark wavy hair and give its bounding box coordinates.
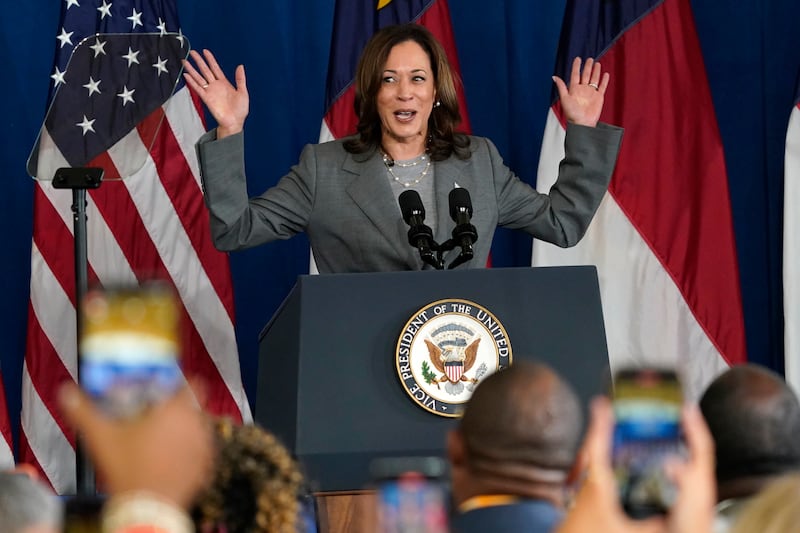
[192,417,304,533]
[343,23,470,161]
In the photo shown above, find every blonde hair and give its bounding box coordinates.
[731,473,800,533]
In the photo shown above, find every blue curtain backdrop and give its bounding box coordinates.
[1,1,798,449]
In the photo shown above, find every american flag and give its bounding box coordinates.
[23,0,250,493]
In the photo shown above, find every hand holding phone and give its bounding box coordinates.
[611,368,684,518]
[556,396,716,533]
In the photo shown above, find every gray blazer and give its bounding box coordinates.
[196,123,623,273]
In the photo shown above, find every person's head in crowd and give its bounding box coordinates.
[729,473,800,533]
[344,23,471,161]
[192,417,304,533]
[447,361,583,508]
[699,363,800,502]
[0,470,62,533]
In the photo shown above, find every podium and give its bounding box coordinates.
[257,266,610,530]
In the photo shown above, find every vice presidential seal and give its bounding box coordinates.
[395,299,512,417]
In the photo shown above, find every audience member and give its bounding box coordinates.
[447,361,583,532]
[729,473,800,533]
[698,364,800,531]
[556,397,716,533]
[0,470,62,533]
[191,417,304,533]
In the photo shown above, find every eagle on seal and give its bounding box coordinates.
[424,336,480,388]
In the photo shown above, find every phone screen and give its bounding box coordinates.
[371,457,449,533]
[79,282,182,418]
[612,368,684,518]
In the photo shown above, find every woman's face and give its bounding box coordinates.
[376,40,436,148]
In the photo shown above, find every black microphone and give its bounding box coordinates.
[398,190,440,269]
[448,188,478,268]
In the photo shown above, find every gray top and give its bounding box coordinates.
[386,154,438,237]
[195,123,623,273]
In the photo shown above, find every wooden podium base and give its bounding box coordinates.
[314,490,378,533]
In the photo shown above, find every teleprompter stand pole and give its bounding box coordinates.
[52,167,103,496]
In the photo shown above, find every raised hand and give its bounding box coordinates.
[556,398,716,533]
[58,381,214,509]
[183,49,250,139]
[552,57,610,127]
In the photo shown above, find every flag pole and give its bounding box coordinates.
[53,167,103,496]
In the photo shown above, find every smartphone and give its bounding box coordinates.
[611,368,684,518]
[370,457,449,533]
[79,281,182,418]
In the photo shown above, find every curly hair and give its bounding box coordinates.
[192,417,304,533]
[343,23,470,161]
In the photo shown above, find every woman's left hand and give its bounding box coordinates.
[552,57,610,127]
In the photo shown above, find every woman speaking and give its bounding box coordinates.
[183,23,623,273]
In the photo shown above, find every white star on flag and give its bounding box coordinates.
[122,47,140,66]
[152,56,169,76]
[76,115,95,135]
[89,38,107,58]
[127,8,142,29]
[156,18,168,36]
[98,0,112,19]
[57,28,73,48]
[117,85,135,106]
[82,77,101,96]
[65,0,80,9]
[51,66,66,86]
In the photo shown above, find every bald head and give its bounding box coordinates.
[459,361,582,474]
[699,364,800,485]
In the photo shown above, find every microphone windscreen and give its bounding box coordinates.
[449,187,473,220]
[399,189,426,223]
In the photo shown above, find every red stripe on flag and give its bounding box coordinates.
[32,187,80,306]
[598,0,745,364]
[85,157,241,420]
[23,305,75,447]
[137,109,236,320]
[17,432,51,490]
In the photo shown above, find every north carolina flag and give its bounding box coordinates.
[784,84,800,390]
[533,0,746,399]
[23,0,250,493]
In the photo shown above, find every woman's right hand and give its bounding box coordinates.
[183,49,250,139]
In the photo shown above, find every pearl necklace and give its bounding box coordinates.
[383,152,431,188]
